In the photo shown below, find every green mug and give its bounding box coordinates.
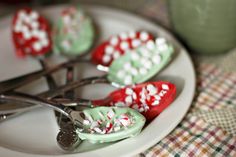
[168,0,236,54]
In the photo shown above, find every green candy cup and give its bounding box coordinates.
[77,107,146,143]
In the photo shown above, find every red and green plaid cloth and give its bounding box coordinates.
[141,63,236,157]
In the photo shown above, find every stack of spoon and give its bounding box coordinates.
[0,5,177,151]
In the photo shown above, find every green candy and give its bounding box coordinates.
[108,38,174,85]
[77,107,146,143]
[53,6,94,56]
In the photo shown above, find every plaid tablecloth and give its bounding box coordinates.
[141,63,236,157]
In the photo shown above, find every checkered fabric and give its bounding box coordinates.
[141,64,236,157]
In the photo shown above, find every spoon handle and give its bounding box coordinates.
[0,75,108,116]
[0,58,89,94]
[0,93,71,118]
[41,75,109,98]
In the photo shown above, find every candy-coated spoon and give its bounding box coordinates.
[0,93,146,143]
[12,8,52,57]
[44,37,175,97]
[1,81,176,122]
[56,81,176,121]
[53,6,94,56]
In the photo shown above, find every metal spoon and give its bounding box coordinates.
[0,93,146,143]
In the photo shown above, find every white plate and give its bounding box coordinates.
[0,5,196,157]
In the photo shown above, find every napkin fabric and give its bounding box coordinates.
[141,63,236,157]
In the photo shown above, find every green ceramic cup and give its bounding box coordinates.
[168,0,236,54]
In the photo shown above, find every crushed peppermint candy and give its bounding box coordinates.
[92,31,154,66]
[83,109,135,135]
[12,8,51,57]
[112,83,171,113]
[116,36,173,85]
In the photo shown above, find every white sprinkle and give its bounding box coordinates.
[132,104,139,110]
[144,60,153,70]
[110,37,119,46]
[114,126,121,132]
[124,62,132,70]
[125,88,134,95]
[158,44,168,52]
[131,52,140,61]
[24,16,31,24]
[29,11,39,20]
[83,119,90,125]
[14,24,22,32]
[63,15,71,24]
[24,32,32,40]
[155,38,166,45]
[38,31,47,39]
[125,95,133,104]
[31,21,39,29]
[131,39,141,48]
[119,114,131,127]
[41,39,49,47]
[107,109,115,119]
[94,127,103,134]
[140,31,149,41]
[120,41,129,50]
[140,98,146,104]
[146,40,155,50]
[128,31,136,39]
[139,107,144,112]
[152,100,160,106]
[130,67,138,76]
[124,75,132,85]
[61,40,71,50]
[140,58,149,65]
[139,47,151,58]
[105,45,114,54]
[117,70,126,79]
[21,25,29,34]
[132,93,137,100]
[152,55,161,64]
[102,55,111,63]
[139,68,148,75]
[18,11,27,20]
[90,121,99,129]
[113,51,120,59]
[154,95,161,100]
[147,84,157,95]
[162,84,169,90]
[119,32,128,40]
[33,42,42,51]
[32,29,39,37]
[85,113,94,122]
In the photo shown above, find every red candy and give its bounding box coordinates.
[12,8,52,57]
[92,81,176,121]
[91,31,154,66]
